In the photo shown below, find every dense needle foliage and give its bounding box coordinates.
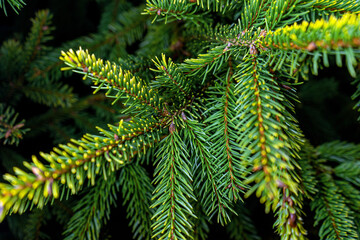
[1,0,360,240]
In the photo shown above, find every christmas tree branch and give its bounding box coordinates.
[307,0,360,14]
[0,118,165,222]
[151,54,192,102]
[120,163,153,240]
[60,48,164,114]
[63,173,119,240]
[151,129,196,240]
[264,13,360,52]
[0,0,25,15]
[184,119,234,224]
[0,104,28,146]
[204,67,246,202]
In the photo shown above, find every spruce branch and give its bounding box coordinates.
[306,0,360,14]
[194,0,242,12]
[301,141,360,239]
[90,5,148,58]
[311,174,359,240]
[0,117,164,222]
[144,0,210,25]
[24,9,54,69]
[21,82,76,108]
[235,55,300,207]
[235,54,306,238]
[264,13,360,52]
[2,1,360,239]
[298,143,318,199]
[181,45,228,82]
[274,189,307,240]
[264,0,306,30]
[144,0,241,24]
[317,141,360,163]
[151,129,196,240]
[151,54,192,101]
[63,173,119,240]
[120,163,153,240]
[26,4,148,86]
[0,0,25,15]
[0,104,29,146]
[0,40,24,80]
[118,55,155,82]
[335,180,360,233]
[317,142,360,195]
[204,67,246,202]
[240,0,270,30]
[263,13,360,77]
[184,119,234,224]
[60,48,164,115]
[97,0,131,30]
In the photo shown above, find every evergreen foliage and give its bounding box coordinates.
[0,0,25,15]
[1,1,360,240]
[0,8,117,146]
[0,104,29,146]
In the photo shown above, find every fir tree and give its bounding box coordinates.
[1,1,360,240]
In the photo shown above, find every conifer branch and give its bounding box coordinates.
[63,173,119,240]
[204,66,246,202]
[298,143,318,199]
[195,0,242,12]
[236,55,300,208]
[3,1,360,239]
[263,13,360,77]
[144,0,209,25]
[0,104,29,146]
[91,6,148,50]
[264,13,360,52]
[311,174,359,240]
[151,54,192,100]
[274,190,307,240]
[119,56,155,81]
[182,45,227,83]
[301,141,360,239]
[0,118,164,222]
[265,0,305,30]
[335,180,360,232]
[306,0,360,14]
[120,163,153,240]
[21,82,76,108]
[184,119,233,224]
[151,129,196,240]
[0,0,25,15]
[24,9,53,69]
[223,64,239,200]
[317,141,360,162]
[183,22,255,53]
[235,54,306,238]
[60,48,164,114]
[240,0,270,30]
[28,6,147,84]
